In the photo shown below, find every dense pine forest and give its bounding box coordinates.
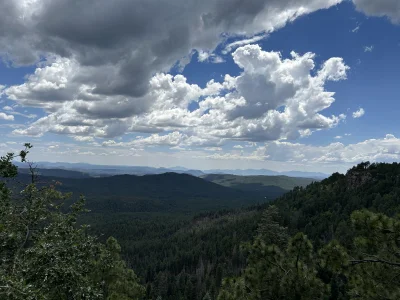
[2,146,400,299]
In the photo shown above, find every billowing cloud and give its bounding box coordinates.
[353,0,400,24]
[10,45,349,146]
[202,134,400,167]
[129,134,400,172]
[73,136,94,142]
[261,134,400,165]
[0,0,343,97]
[352,108,365,118]
[0,112,14,121]
[197,51,225,64]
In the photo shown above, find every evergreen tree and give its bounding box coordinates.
[219,207,400,299]
[256,205,288,248]
[347,210,400,299]
[0,145,144,300]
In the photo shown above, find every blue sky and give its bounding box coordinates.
[0,0,399,173]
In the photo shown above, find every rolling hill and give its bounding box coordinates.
[15,172,283,213]
[202,174,316,192]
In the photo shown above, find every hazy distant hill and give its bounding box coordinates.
[18,168,91,179]
[17,161,328,178]
[202,174,316,192]
[204,168,328,179]
[14,161,205,177]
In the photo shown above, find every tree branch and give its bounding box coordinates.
[350,259,400,267]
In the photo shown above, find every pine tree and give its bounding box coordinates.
[0,145,144,300]
[256,205,288,248]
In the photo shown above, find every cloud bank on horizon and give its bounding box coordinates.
[0,0,399,173]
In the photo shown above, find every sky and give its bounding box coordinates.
[0,0,400,174]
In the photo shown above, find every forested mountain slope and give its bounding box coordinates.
[85,207,264,299]
[274,162,400,247]
[203,174,315,192]
[14,172,276,213]
[218,161,400,299]
[100,161,400,300]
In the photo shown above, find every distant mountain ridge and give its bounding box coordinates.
[202,174,316,191]
[14,172,282,213]
[15,161,329,179]
[205,169,328,179]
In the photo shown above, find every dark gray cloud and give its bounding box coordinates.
[353,0,400,23]
[1,0,342,98]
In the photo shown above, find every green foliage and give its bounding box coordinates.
[256,205,288,248]
[219,206,400,299]
[346,210,400,299]
[219,232,329,300]
[93,237,145,300]
[0,146,144,300]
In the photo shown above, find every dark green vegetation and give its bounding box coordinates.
[0,145,144,299]
[85,207,263,300]
[99,161,400,300]
[66,161,400,299]
[202,174,315,192]
[11,171,273,299]
[218,208,400,299]
[15,172,273,213]
[3,145,400,299]
[217,162,400,299]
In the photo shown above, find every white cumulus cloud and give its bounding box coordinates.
[0,112,14,121]
[202,134,400,171]
[352,108,365,118]
[10,45,349,148]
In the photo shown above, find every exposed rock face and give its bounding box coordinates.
[346,170,373,189]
